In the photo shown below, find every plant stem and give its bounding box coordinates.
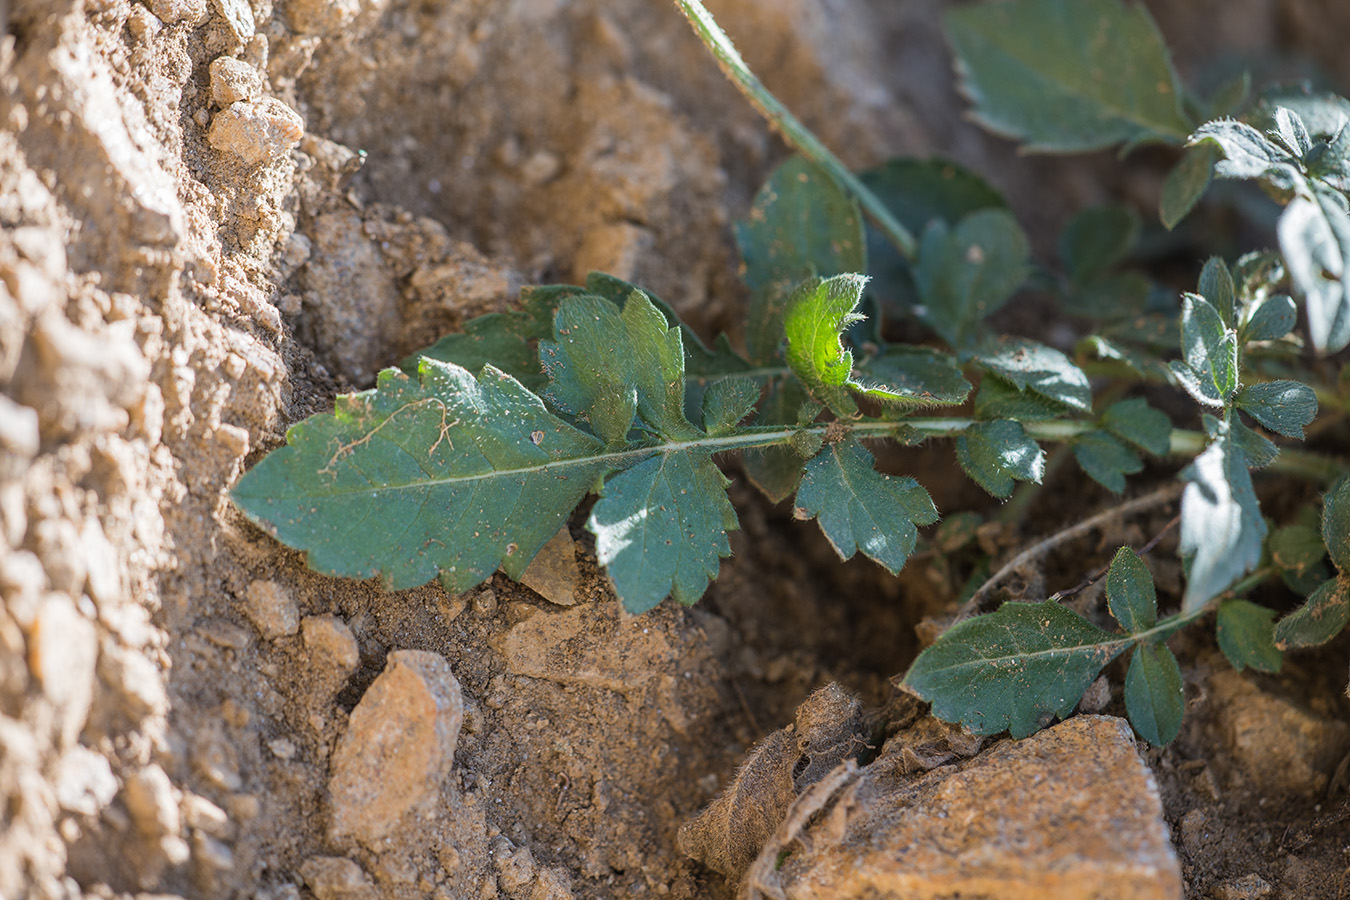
[671,0,918,260]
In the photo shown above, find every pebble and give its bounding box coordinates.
[243,579,299,640]
[327,650,463,843]
[182,793,233,839]
[81,516,122,605]
[208,98,304,168]
[209,56,263,106]
[0,394,39,470]
[99,642,169,719]
[145,0,208,26]
[757,716,1181,900]
[286,0,361,35]
[493,837,536,897]
[299,856,376,900]
[301,615,360,671]
[518,528,580,606]
[209,0,254,42]
[52,747,119,816]
[30,594,99,748]
[123,764,181,837]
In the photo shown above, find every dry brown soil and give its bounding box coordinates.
[2,1,1349,898]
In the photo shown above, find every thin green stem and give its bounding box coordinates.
[672,0,918,260]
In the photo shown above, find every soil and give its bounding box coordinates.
[2,1,1349,899]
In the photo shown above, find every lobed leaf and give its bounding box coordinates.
[1072,430,1143,493]
[1179,428,1267,611]
[973,336,1092,412]
[1273,575,1350,649]
[783,274,869,416]
[901,600,1125,739]
[945,0,1192,152]
[1216,599,1283,673]
[1198,257,1237,326]
[1106,547,1157,632]
[232,360,610,594]
[955,419,1045,499]
[914,210,1030,349]
[1234,380,1318,439]
[701,377,762,436]
[793,437,938,574]
[1124,642,1185,746]
[540,295,641,445]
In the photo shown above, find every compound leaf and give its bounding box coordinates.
[945,0,1192,153]
[1324,476,1350,571]
[955,419,1045,499]
[974,336,1092,412]
[1216,599,1282,673]
[901,600,1125,739]
[1102,397,1173,457]
[1180,429,1267,611]
[1106,547,1157,632]
[1273,576,1350,649]
[1279,184,1350,354]
[914,210,1030,348]
[1072,430,1143,493]
[1198,256,1237,326]
[589,449,737,613]
[232,360,609,594]
[1235,380,1318,439]
[1124,642,1185,746]
[793,437,938,574]
[783,274,869,416]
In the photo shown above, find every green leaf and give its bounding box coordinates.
[853,345,972,408]
[1278,184,1350,354]
[539,295,640,444]
[1062,271,1152,320]
[1190,118,1302,190]
[1227,417,1279,469]
[793,437,938,574]
[1180,429,1267,611]
[737,156,866,363]
[1060,206,1139,283]
[1242,294,1297,342]
[973,337,1092,412]
[1161,142,1220,230]
[589,450,736,613]
[1107,547,1158,633]
[1177,292,1238,403]
[1269,522,1328,584]
[742,378,811,503]
[1273,575,1350,648]
[231,361,609,594]
[1234,380,1318,439]
[955,419,1046,499]
[701,377,761,436]
[1324,476,1350,571]
[1124,642,1185,746]
[1253,88,1350,139]
[974,376,1072,422]
[1169,359,1225,408]
[1102,397,1172,456]
[783,274,869,416]
[1216,599,1283,673]
[944,0,1192,152]
[914,210,1030,348]
[901,600,1125,739]
[1198,257,1237,326]
[1072,431,1143,493]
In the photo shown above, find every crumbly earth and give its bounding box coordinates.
[1,1,1348,899]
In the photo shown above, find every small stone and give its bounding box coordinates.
[301,615,359,671]
[1211,873,1273,900]
[30,594,99,747]
[81,517,122,605]
[209,56,263,106]
[192,721,242,792]
[327,650,463,843]
[99,643,169,719]
[268,738,297,760]
[518,528,579,606]
[52,747,118,816]
[198,618,252,650]
[145,0,208,25]
[529,868,576,900]
[124,764,181,837]
[127,5,163,40]
[0,395,38,472]
[243,579,299,640]
[299,856,375,900]
[183,793,233,839]
[493,837,536,897]
[31,518,87,597]
[208,98,304,168]
[193,830,235,871]
[209,0,255,42]
[286,0,361,35]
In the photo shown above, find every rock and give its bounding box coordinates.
[182,793,233,839]
[299,856,376,900]
[209,56,263,106]
[30,594,99,747]
[51,747,118,816]
[494,837,537,898]
[327,650,463,843]
[243,579,299,640]
[529,867,576,900]
[301,615,360,672]
[99,642,169,719]
[745,716,1181,900]
[208,99,304,168]
[209,0,255,43]
[0,395,38,477]
[124,764,181,837]
[518,528,580,606]
[80,517,122,606]
[145,0,209,25]
[286,0,362,35]
[1211,873,1273,900]
[1207,669,1350,797]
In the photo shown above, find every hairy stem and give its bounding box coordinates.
[672,0,918,260]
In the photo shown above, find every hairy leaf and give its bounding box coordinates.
[742,378,812,504]
[974,375,1072,422]
[945,0,1192,152]
[589,449,737,613]
[1124,642,1185,746]
[1060,206,1139,282]
[1107,547,1157,633]
[1243,294,1297,342]
[901,600,1125,739]
[1072,430,1143,493]
[1216,599,1282,673]
[1324,476,1350,571]
[955,419,1045,499]
[914,210,1030,348]
[1235,380,1318,438]
[738,156,865,363]
[1198,256,1237,326]
[1180,429,1267,611]
[232,361,610,594]
[540,295,641,444]
[1190,118,1301,189]
[1102,397,1173,457]
[783,274,869,416]
[1279,185,1350,354]
[701,377,762,436]
[794,437,938,574]
[1269,522,1329,595]
[1161,142,1220,229]
[854,345,972,408]
[1227,417,1279,469]
[1273,575,1350,649]
[974,336,1092,412]
[1179,292,1238,402]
